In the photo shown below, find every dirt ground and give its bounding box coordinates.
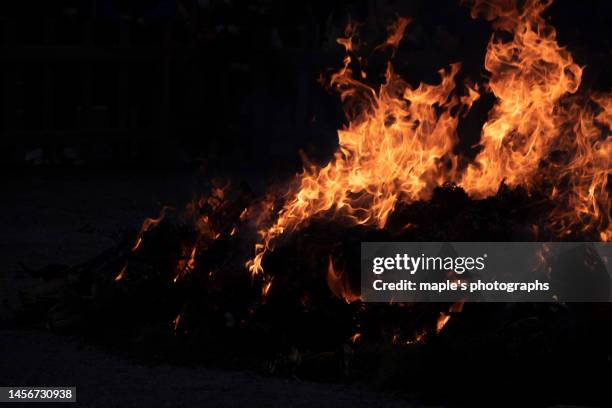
[0,329,414,408]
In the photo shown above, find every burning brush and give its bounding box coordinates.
[119,0,609,371]
[16,0,611,404]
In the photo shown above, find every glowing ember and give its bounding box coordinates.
[436,313,452,334]
[449,300,465,313]
[327,256,361,304]
[261,275,274,302]
[174,244,197,283]
[437,301,465,334]
[131,206,172,252]
[406,330,427,345]
[172,313,182,332]
[114,262,128,282]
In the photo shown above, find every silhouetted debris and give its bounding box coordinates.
[14,185,612,406]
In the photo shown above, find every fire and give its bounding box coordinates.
[107,1,609,363]
[114,207,172,282]
[547,93,611,240]
[406,330,427,345]
[248,1,609,285]
[327,256,360,304]
[461,0,610,239]
[462,0,580,196]
[375,16,411,56]
[248,19,478,276]
[436,301,464,334]
[261,275,274,302]
[114,262,128,282]
[239,208,249,221]
[436,313,452,334]
[173,185,235,283]
[174,244,197,283]
[131,206,171,252]
[449,300,465,313]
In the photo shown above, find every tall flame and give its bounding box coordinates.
[461,0,610,239]
[247,20,477,276]
[248,3,610,277]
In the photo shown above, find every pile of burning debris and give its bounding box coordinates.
[16,182,611,404]
[14,0,610,405]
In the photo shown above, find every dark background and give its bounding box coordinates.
[0,0,609,176]
[0,1,610,406]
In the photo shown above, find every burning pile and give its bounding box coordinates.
[17,0,610,404]
[463,0,610,241]
[244,0,609,304]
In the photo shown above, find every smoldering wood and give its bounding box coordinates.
[13,184,612,401]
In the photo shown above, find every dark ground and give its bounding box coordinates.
[1,169,193,317]
[1,170,605,408]
[0,169,417,408]
[0,330,414,408]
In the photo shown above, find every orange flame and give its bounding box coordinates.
[261,275,274,302]
[249,4,608,295]
[406,330,427,345]
[131,206,171,252]
[114,262,128,282]
[437,301,465,334]
[327,256,360,304]
[174,244,197,283]
[461,0,610,240]
[336,18,358,53]
[436,313,452,334]
[248,18,475,274]
[375,16,411,56]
